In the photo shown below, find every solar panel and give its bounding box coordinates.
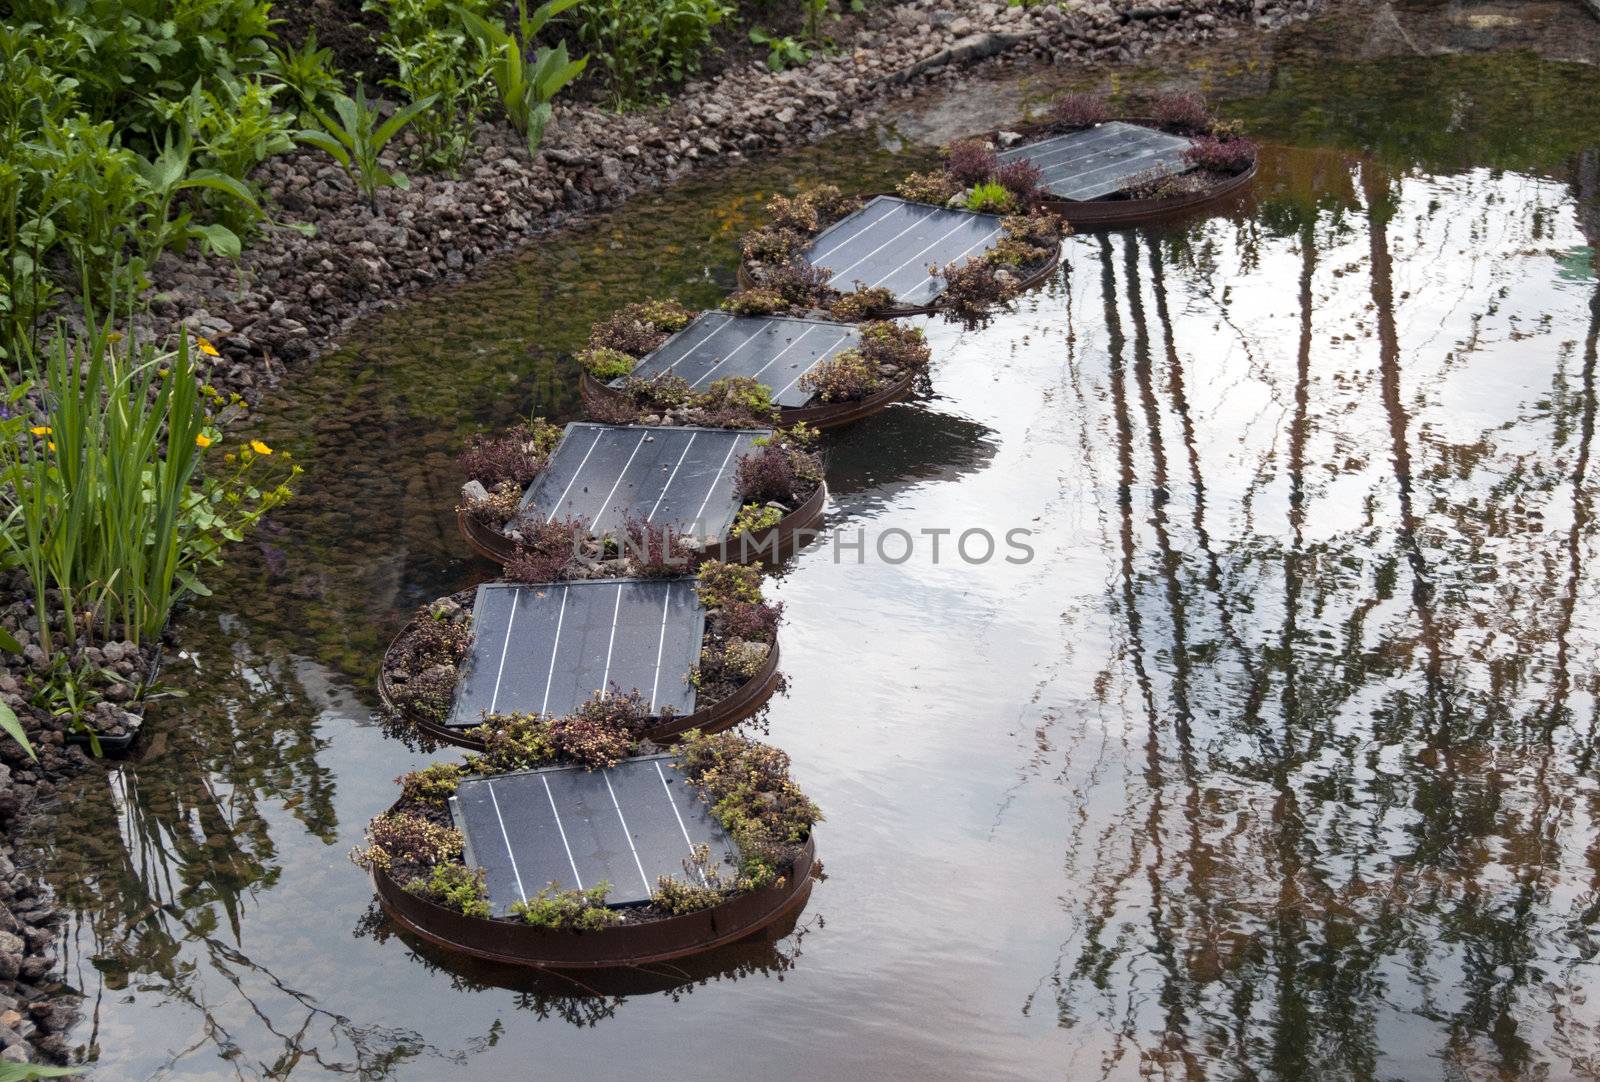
[449,579,704,729]
[519,423,768,539]
[995,121,1194,201]
[451,754,739,910]
[803,195,1005,306]
[619,312,861,408]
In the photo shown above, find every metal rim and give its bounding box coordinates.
[372,834,817,969]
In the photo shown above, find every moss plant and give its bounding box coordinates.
[731,502,784,537]
[965,180,1015,214]
[829,286,895,321]
[398,762,465,806]
[578,346,636,380]
[696,561,763,609]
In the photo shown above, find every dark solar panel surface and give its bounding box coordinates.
[803,196,1004,306]
[519,423,767,538]
[452,755,739,910]
[995,121,1194,201]
[620,312,860,408]
[449,579,702,729]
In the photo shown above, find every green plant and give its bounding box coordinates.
[350,812,464,871]
[297,86,440,210]
[577,346,637,380]
[575,0,732,108]
[268,29,345,113]
[965,180,1015,214]
[406,862,491,917]
[652,844,730,913]
[459,0,589,156]
[749,27,809,71]
[0,319,298,656]
[696,561,763,609]
[895,170,959,206]
[381,26,493,172]
[829,286,894,321]
[398,762,466,805]
[720,289,787,315]
[732,502,783,537]
[674,729,820,889]
[0,1062,79,1081]
[798,347,880,402]
[132,119,264,264]
[509,881,620,929]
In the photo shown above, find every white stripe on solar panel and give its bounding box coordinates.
[1053,152,1190,199]
[868,216,995,294]
[598,583,624,697]
[538,585,569,715]
[587,431,649,528]
[805,197,902,266]
[602,771,654,895]
[646,432,696,523]
[822,211,931,284]
[486,780,530,903]
[541,772,584,889]
[655,760,707,884]
[690,434,745,535]
[544,425,604,523]
[683,322,767,388]
[486,588,519,716]
[744,323,821,383]
[649,582,671,711]
[1000,126,1127,168]
[773,327,854,399]
[881,223,1004,303]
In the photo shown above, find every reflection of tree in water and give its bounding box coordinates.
[1033,156,1600,1077]
[33,619,471,1076]
[355,901,818,1030]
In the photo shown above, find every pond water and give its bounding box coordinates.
[35,14,1600,1081]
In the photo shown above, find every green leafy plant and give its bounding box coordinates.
[458,0,589,155]
[965,180,1015,214]
[732,502,783,537]
[384,26,493,172]
[0,317,299,656]
[406,862,492,917]
[0,1062,80,1081]
[268,29,346,112]
[297,86,439,210]
[749,27,809,71]
[575,0,731,108]
[577,346,636,380]
[509,881,620,929]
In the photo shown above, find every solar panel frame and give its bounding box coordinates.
[448,578,704,730]
[618,312,862,408]
[995,121,1195,201]
[802,195,1006,306]
[451,754,740,911]
[518,422,769,539]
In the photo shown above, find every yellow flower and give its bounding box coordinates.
[105,330,124,344]
[29,426,50,436]
[195,433,213,448]
[250,440,272,456]
[46,442,54,452]
[196,337,220,357]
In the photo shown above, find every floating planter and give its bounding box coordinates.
[381,564,785,749]
[457,420,827,567]
[579,302,934,430]
[355,727,820,969]
[735,186,1063,323]
[943,92,1259,230]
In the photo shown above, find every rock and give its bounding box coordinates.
[461,480,489,503]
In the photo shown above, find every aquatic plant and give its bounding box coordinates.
[458,418,561,488]
[943,139,998,187]
[829,286,896,321]
[405,862,492,918]
[965,180,1015,214]
[895,170,960,206]
[696,561,764,609]
[798,347,880,403]
[1151,91,1212,132]
[577,346,636,380]
[510,882,620,929]
[1049,92,1109,129]
[397,762,466,806]
[1183,134,1259,174]
[721,288,789,316]
[995,159,1043,206]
